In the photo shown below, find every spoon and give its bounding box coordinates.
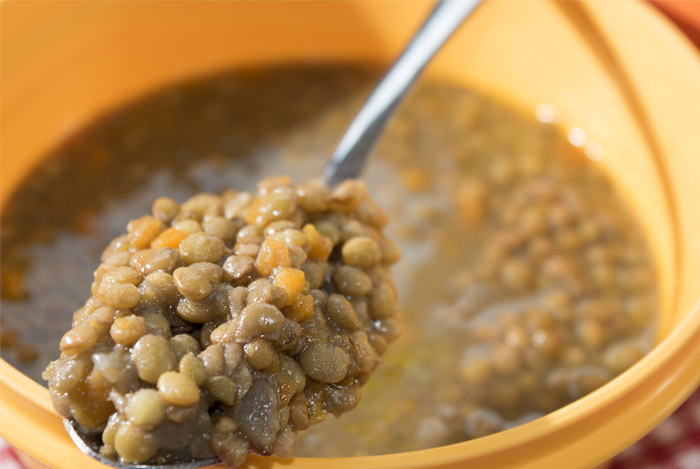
[324,0,481,185]
[65,0,480,467]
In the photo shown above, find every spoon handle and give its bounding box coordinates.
[323,0,481,186]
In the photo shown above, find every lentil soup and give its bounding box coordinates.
[0,65,657,457]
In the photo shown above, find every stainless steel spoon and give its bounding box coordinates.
[324,0,481,185]
[65,419,220,469]
[65,0,480,467]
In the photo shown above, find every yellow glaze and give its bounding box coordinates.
[2,1,700,468]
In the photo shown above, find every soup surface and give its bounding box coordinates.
[0,65,657,457]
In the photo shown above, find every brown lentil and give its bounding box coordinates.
[206,375,237,406]
[151,197,180,224]
[174,220,203,235]
[179,233,226,264]
[60,325,100,356]
[114,424,158,464]
[203,216,239,244]
[173,266,212,301]
[299,342,350,384]
[341,236,381,268]
[326,294,361,330]
[110,316,147,346]
[332,266,373,297]
[244,338,275,370]
[223,255,256,283]
[131,335,177,384]
[179,352,207,386]
[125,389,167,428]
[169,334,202,360]
[134,247,180,275]
[141,312,172,338]
[157,371,200,406]
[96,283,140,309]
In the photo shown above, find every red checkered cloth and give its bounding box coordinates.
[609,387,700,469]
[2,387,700,468]
[0,442,24,469]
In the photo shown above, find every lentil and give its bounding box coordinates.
[114,424,158,464]
[341,236,381,268]
[151,197,180,223]
[110,316,147,346]
[244,338,275,370]
[326,294,361,330]
[179,233,226,264]
[179,353,207,386]
[173,267,212,301]
[332,266,373,296]
[206,375,237,406]
[223,255,256,284]
[169,334,202,360]
[131,335,177,384]
[157,371,200,406]
[125,389,167,428]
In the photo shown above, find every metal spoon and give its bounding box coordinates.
[65,0,480,467]
[64,419,220,469]
[324,0,481,185]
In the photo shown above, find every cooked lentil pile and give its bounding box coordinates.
[42,176,400,465]
[1,65,657,458]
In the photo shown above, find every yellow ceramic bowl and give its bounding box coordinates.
[2,1,700,468]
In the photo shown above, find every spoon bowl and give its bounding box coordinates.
[64,419,219,469]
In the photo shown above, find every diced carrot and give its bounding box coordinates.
[273,267,306,305]
[303,224,333,260]
[244,198,264,226]
[284,294,315,322]
[127,215,163,249]
[151,227,189,249]
[256,238,291,276]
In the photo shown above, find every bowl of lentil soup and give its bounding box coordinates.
[2,1,700,468]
